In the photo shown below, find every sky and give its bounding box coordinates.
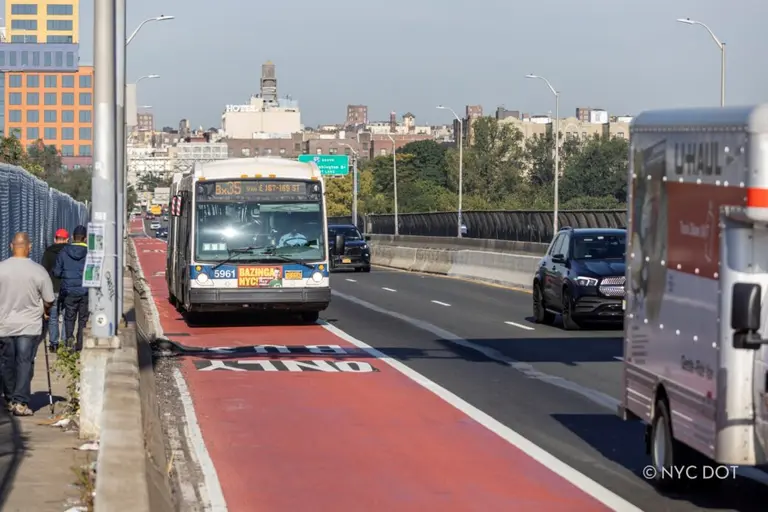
[24,0,768,128]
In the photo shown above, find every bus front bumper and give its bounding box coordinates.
[189,287,331,312]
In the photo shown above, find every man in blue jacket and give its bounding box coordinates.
[54,225,89,350]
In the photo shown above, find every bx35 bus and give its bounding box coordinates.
[166,157,346,323]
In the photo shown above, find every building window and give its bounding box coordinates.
[241,148,250,157]
[11,4,38,15]
[9,93,22,105]
[46,35,73,43]
[47,4,73,15]
[26,74,39,88]
[26,127,39,140]
[62,75,74,88]
[329,148,337,155]
[47,20,73,31]
[9,128,21,138]
[617,132,624,138]
[79,110,91,123]
[8,110,22,123]
[79,145,92,156]
[61,145,74,156]
[26,110,39,123]
[44,127,57,140]
[0,53,5,66]
[79,75,92,88]
[20,51,28,66]
[62,93,74,105]
[44,93,57,105]
[8,52,16,67]
[66,52,74,67]
[79,127,92,140]
[32,51,40,66]
[8,75,22,88]
[62,127,74,140]
[316,149,322,155]
[11,35,37,42]
[27,92,39,105]
[55,52,63,67]
[44,110,57,122]
[11,20,37,30]
[63,110,75,123]
[279,148,286,155]
[78,93,92,106]
[44,75,57,88]
[44,52,52,67]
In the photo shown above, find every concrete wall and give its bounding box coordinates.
[367,235,544,289]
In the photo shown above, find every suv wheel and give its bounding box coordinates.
[561,288,581,330]
[533,283,555,324]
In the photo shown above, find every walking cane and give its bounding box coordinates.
[42,320,55,416]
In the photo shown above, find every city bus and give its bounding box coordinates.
[165,157,345,322]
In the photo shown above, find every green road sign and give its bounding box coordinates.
[298,154,349,176]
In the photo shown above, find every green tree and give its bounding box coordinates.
[395,140,449,187]
[27,140,62,178]
[523,133,582,187]
[560,135,629,204]
[127,185,139,213]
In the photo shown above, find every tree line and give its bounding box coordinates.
[324,116,630,217]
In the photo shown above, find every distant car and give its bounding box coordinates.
[532,227,626,330]
[162,216,168,221]
[155,228,168,239]
[150,222,161,230]
[328,224,371,272]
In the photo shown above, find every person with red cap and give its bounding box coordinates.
[40,228,69,351]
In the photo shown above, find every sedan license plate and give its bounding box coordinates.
[342,258,351,264]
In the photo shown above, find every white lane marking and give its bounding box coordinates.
[319,319,642,512]
[504,321,534,331]
[431,300,451,307]
[172,369,228,511]
[346,278,357,283]
[382,287,396,292]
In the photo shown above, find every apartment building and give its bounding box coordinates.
[6,0,79,43]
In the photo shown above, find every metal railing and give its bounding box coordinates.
[0,163,89,262]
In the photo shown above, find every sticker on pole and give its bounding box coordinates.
[95,314,108,327]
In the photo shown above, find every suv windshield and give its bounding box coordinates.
[572,234,625,260]
[328,226,363,240]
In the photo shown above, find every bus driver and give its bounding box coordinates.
[276,216,308,247]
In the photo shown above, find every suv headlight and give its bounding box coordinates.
[575,276,598,286]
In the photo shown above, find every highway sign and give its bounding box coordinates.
[298,154,349,176]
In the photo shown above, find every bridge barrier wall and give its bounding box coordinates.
[0,163,89,261]
[330,209,626,243]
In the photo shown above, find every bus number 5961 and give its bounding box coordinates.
[213,268,237,279]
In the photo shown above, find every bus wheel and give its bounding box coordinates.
[300,311,320,324]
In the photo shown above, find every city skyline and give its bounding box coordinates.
[4,0,768,128]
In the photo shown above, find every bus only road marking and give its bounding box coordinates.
[194,360,379,372]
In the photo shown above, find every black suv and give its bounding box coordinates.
[328,224,371,272]
[532,227,626,330]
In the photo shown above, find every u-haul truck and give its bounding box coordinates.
[619,105,768,486]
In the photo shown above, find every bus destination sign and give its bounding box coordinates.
[197,180,319,202]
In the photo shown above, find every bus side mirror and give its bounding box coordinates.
[732,283,766,349]
[334,234,346,256]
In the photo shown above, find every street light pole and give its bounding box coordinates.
[676,18,725,107]
[526,74,560,234]
[340,143,359,228]
[115,0,126,323]
[126,15,175,46]
[437,105,463,237]
[387,134,399,235]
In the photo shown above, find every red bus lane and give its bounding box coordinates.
[133,237,633,512]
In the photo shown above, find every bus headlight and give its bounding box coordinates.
[311,271,323,283]
[196,273,209,284]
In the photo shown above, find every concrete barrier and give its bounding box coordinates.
[92,241,174,512]
[366,234,543,289]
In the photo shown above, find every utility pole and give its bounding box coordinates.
[115,0,126,322]
[90,0,118,337]
[387,135,399,235]
[340,143,359,228]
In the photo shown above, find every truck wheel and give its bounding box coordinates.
[301,311,320,324]
[650,399,689,491]
[532,283,555,324]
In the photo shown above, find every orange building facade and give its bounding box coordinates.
[4,65,93,157]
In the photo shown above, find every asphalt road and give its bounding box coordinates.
[325,265,768,511]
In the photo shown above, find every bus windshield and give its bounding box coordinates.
[195,201,325,262]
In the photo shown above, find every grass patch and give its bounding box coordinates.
[52,345,80,417]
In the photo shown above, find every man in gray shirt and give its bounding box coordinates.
[0,232,55,416]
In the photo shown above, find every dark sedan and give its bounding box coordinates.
[328,224,371,272]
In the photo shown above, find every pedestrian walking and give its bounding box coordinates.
[0,232,55,416]
[41,228,69,352]
[54,225,89,350]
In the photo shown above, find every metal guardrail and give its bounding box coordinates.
[329,209,626,243]
[0,163,89,262]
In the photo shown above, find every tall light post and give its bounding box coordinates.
[127,15,175,45]
[339,143,359,229]
[136,74,160,84]
[387,134,399,235]
[676,18,725,107]
[526,74,560,234]
[437,105,464,237]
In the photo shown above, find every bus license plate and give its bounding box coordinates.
[342,258,351,264]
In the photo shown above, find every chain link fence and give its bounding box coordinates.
[329,210,626,243]
[0,163,89,263]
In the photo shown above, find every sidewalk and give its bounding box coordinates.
[1,346,90,511]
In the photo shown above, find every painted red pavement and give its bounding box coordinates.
[134,236,616,512]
